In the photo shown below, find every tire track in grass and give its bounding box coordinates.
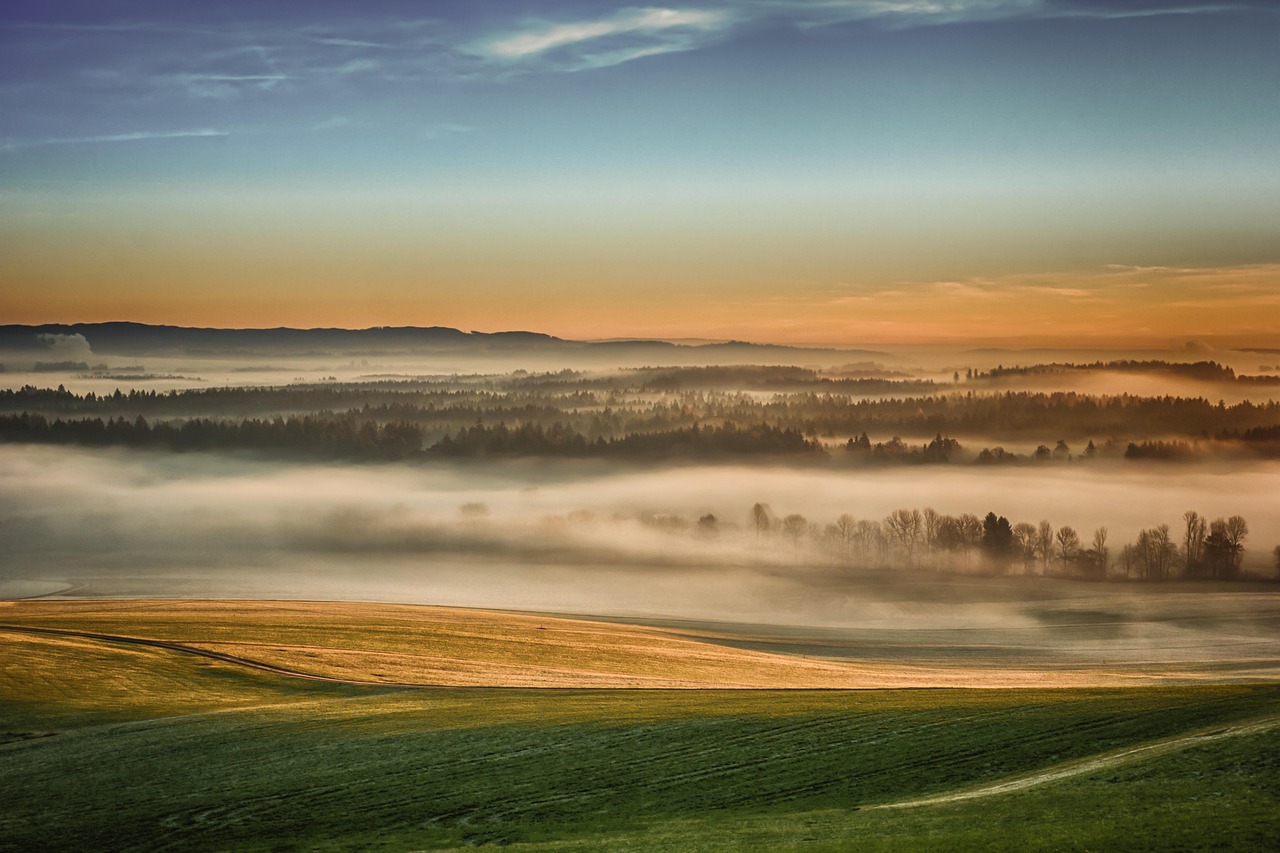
[870,712,1280,810]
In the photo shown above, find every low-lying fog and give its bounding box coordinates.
[5,336,1277,678]
[6,338,1277,401]
[1,443,1276,656]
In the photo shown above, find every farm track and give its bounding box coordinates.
[872,711,1280,810]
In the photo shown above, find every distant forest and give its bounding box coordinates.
[978,359,1280,385]
[2,364,1279,462]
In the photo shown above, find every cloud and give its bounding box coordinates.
[0,0,1258,116]
[756,0,1254,29]
[422,122,476,140]
[0,129,227,153]
[35,333,92,359]
[476,6,735,72]
[310,115,354,132]
[1051,3,1258,22]
[931,281,1006,299]
[1016,285,1092,298]
[486,8,729,58]
[456,0,1257,76]
[310,36,394,49]
[334,58,383,75]
[799,262,1280,345]
[762,0,1045,29]
[169,73,292,98]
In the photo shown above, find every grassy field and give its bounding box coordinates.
[0,599,1183,688]
[1,601,1278,851]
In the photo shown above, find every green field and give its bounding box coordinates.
[2,603,1278,851]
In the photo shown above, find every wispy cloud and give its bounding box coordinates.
[762,0,1045,29]
[310,115,354,132]
[0,129,227,153]
[1016,285,1093,298]
[752,0,1255,30]
[475,6,735,72]
[486,8,728,58]
[168,73,292,98]
[801,262,1280,344]
[457,0,1256,75]
[309,36,394,49]
[932,280,1008,299]
[0,0,1259,107]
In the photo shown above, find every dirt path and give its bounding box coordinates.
[0,623,440,690]
[872,712,1280,810]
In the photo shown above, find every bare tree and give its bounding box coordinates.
[1120,543,1136,578]
[957,513,983,557]
[782,513,809,553]
[1225,515,1249,554]
[1140,524,1176,579]
[922,507,940,554]
[1037,520,1054,572]
[1091,527,1109,578]
[1136,529,1153,579]
[1055,526,1080,570]
[1218,514,1249,573]
[835,513,857,558]
[1183,510,1207,577]
[884,508,923,567]
[752,502,771,541]
[1013,522,1038,574]
[854,519,880,562]
[1204,515,1248,578]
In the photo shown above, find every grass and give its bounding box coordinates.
[1,600,1278,851]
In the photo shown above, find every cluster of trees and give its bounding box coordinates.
[6,403,1278,468]
[1121,438,1280,460]
[980,360,1246,382]
[640,366,934,394]
[435,421,818,457]
[0,413,423,459]
[843,433,962,464]
[7,382,1280,448]
[745,503,1265,581]
[1115,512,1250,580]
[0,412,820,460]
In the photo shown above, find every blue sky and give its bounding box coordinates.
[2,1,1278,343]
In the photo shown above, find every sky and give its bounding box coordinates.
[1,0,1278,345]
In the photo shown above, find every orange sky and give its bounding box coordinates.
[2,184,1276,346]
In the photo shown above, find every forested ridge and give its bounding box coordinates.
[3,379,1279,450]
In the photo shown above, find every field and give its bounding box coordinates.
[2,601,1278,851]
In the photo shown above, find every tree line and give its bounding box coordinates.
[0,413,818,459]
[743,503,1268,581]
[5,383,1280,446]
[0,412,423,459]
[6,408,1279,467]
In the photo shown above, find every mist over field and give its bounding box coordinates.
[2,329,1278,682]
[3,441,1279,677]
[5,443,1277,577]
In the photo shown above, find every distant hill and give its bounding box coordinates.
[0,322,879,363]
